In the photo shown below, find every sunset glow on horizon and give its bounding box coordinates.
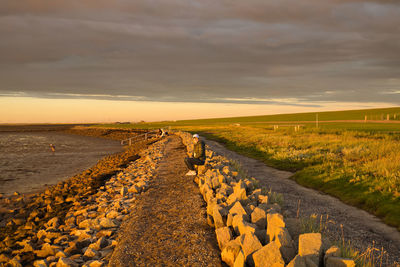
[1,0,400,122]
[0,96,395,123]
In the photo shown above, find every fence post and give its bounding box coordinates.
[145,133,148,140]
[129,139,132,146]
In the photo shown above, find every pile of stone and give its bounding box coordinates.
[177,132,355,267]
[0,138,167,267]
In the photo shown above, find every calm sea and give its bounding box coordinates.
[0,132,122,196]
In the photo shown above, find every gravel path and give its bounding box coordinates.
[109,135,223,267]
[205,138,400,266]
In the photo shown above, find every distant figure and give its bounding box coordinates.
[49,144,56,152]
[159,128,169,138]
[184,134,205,176]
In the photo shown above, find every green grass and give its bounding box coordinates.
[93,106,400,230]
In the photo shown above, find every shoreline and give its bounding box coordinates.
[0,128,159,265]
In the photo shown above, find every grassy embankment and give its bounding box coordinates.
[95,107,400,230]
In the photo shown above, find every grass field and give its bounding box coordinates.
[96,107,400,230]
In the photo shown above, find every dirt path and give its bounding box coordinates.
[109,136,222,267]
[205,139,400,266]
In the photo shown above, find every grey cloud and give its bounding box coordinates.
[1,0,400,105]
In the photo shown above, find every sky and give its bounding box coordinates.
[1,0,400,123]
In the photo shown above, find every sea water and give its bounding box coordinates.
[0,132,122,196]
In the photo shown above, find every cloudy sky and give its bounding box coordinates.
[1,0,400,122]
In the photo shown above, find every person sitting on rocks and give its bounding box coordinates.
[184,134,205,176]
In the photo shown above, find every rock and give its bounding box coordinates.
[298,233,322,266]
[251,207,267,229]
[305,257,318,267]
[47,256,56,263]
[73,209,88,217]
[221,239,242,267]
[207,214,214,227]
[275,227,296,263]
[285,218,301,241]
[233,250,246,267]
[229,201,248,219]
[222,166,230,175]
[76,239,92,250]
[213,205,226,229]
[100,249,113,258]
[268,203,282,214]
[54,235,70,245]
[325,257,356,267]
[287,255,306,267]
[34,243,55,258]
[65,217,76,226]
[96,237,109,249]
[106,210,119,219]
[231,214,257,236]
[267,213,285,242]
[211,176,221,189]
[17,240,34,253]
[197,165,208,175]
[96,230,113,238]
[325,246,341,259]
[258,195,268,204]
[218,174,226,184]
[89,260,105,267]
[46,217,60,228]
[232,215,245,235]
[99,218,117,228]
[120,187,128,196]
[37,229,61,240]
[207,199,217,216]
[252,241,285,267]
[56,257,78,267]
[34,259,48,267]
[0,254,11,263]
[255,229,267,245]
[55,251,67,259]
[239,232,262,263]
[78,219,92,229]
[215,227,233,250]
[83,248,100,259]
[6,258,23,267]
[64,243,81,255]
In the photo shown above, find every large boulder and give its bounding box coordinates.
[34,243,56,258]
[99,218,117,228]
[221,239,242,267]
[229,202,248,218]
[325,257,356,267]
[266,213,285,242]
[252,241,285,267]
[274,227,296,263]
[233,250,246,267]
[298,233,322,266]
[56,257,79,267]
[239,232,262,264]
[215,227,233,250]
[213,205,227,229]
[251,207,267,229]
[287,255,306,267]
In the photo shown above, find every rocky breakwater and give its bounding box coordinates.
[0,138,167,267]
[177,131,356,267]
